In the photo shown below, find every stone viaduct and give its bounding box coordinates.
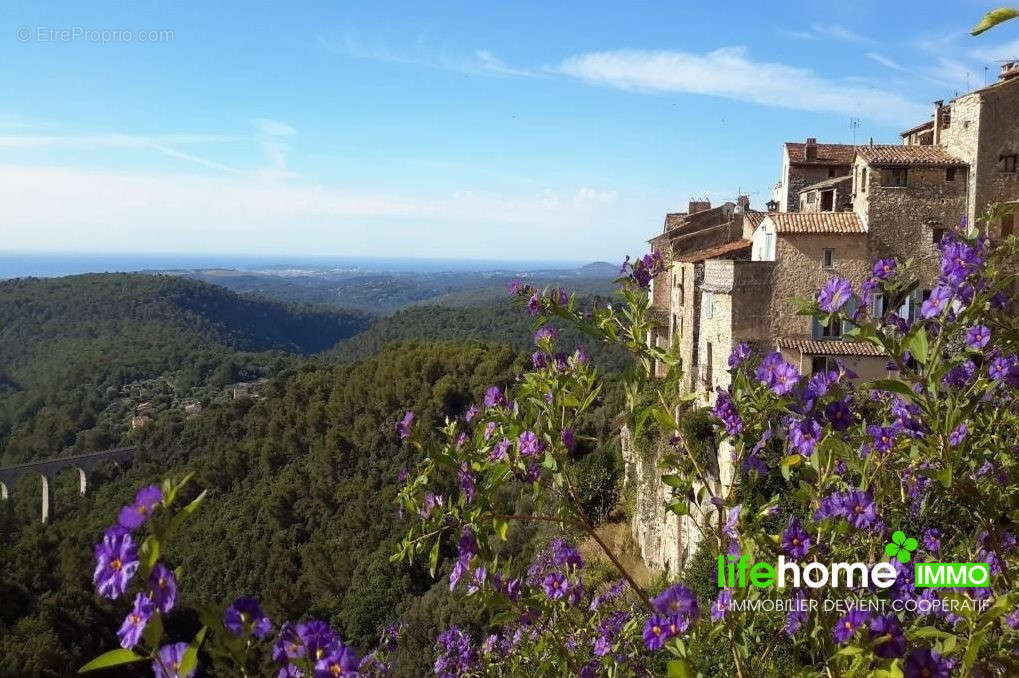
[0,447,135,523]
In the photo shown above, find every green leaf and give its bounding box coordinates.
[971,7,1019,34]
[903,537,917,551]
[494,517,509,542]
[666,659,691,678]
[652,405,678,433]
[896,550,911,564]
[884,542,899,557]
[179,626,208,678]
[904,325,929,364]
[142,612,164,649]
[866,379,916,400]
[892,530,906,545]
[79,649,146,673]
[667,498,689,516]
[428,538,440,577]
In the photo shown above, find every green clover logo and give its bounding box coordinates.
[885,531,918,563]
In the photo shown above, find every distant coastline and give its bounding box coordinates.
[0,251,598,279]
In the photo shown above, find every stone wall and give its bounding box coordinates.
[785,164,852,212]
[858,162,967,285]
[769,234,870,340]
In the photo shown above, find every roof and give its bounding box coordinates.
[763,211,866,234]
[674,239,751,263]
[785,142,856,166]
[777,338,887,357]
[900,119,934,137]
[800,175,852,192]
[743,210,767,229]
[855,144,966,167]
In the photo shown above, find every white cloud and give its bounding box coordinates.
[811,23,873,45]
[315,33,542,79]
[252,118,297,137]
[0,164,628,258]
[969,37,1019,63]
[556,47,927,125]
[866,52,908,72]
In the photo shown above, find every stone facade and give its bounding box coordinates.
[629,66,1019,578]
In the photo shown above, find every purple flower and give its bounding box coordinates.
[789,417,821,457]
[781,516,811,559]
[817,278,854,313]
[949,423,967,447]
[464,405,479,422]
[149,563,177,613]
[922,528,940,553]
[297,620,340,663]
[543,572,569,599]
[314,644,359,678]
[832,610,869,644]
[489,437,510,461]
[483,421,496,440]
[825,399,853,431]
[225,597,273,639]
[921,285,952,319]
[868,424,898,454]
[903,648,950,678]
[396,411,414,440]
[534,326,559,345]
[483,385,505,408]
[843,490,879,530]
[531,351,548,369]
[562,427,575,451]
[965,324,991,349]
[527,292,541,316]
[869,614,906,658]
[642,614,676,651]
[458,526,478,561]
[989,355,1012,380]
[419,492,443,519]
[627,252,666,289]
[711,388,743,436]
[117,593,153,649]
[756,352,800,396]
[710,589,732,621]
[93,530,139,600]
[435,626,478,678]
[153,642,195,678]
[872,258,897,280]
[518,430,543,457]
[1005,607,1019,630]
[273,622,305,665]
[728,342,751,369]
[117,484,162,531]
[652,585,699,620]
[457,462,476,504]
[574,346,589,364]
[523,463,539,483]
[785,592,808,636]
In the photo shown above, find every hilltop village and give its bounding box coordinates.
[630,62,1019,573]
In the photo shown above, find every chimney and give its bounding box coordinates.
[735,195,750,213]
[933,100,943,144]
[688,199,711,214]
[1000,61,1019,82]
[805,137,818,161]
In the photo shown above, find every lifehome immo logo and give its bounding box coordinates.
[716,531,989,590]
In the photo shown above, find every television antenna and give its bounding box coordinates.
[850,118,860,146]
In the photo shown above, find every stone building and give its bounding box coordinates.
[631,63,1019,573]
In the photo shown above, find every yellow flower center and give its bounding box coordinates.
[652,625,661,636]
[111,559,122,571]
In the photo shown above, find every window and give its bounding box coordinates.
[883,167,908,187]
[861,167,867,192]
[946,167,956,182]
[873,292,886,317]
[823,248,835,269]
[705,292,714,320]
[806,192,816,204]
[812,315,843,339]
[1002,213,1015,238]
[828,168,836,178]
[705,342,714,390]
[1002,154,1018,173]
[811,356,838,374]
[932,226,947,245]
[764,233,775,260]
[820,189,834,211]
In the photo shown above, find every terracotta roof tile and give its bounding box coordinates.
[674,240,751,263]
[777,338,887,357]
[764,212,865,234]
[899,119,934,137]
[856,144,966,167]
[785,142,857,165]
[800,175,852,192]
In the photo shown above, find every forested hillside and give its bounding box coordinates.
[328,299,630,372]
[0,274,371,464]
[0,341,624,677]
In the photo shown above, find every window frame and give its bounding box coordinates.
[822,248,835,269]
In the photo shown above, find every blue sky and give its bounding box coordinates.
[2,1,1017,261]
